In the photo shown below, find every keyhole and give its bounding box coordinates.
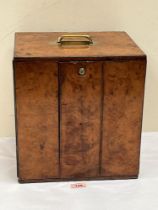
[78,67,85,76]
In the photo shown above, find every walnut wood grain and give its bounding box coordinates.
[59,62,102,178]
[101,60,146,177]
[14,61,59,180]
[14,32,145,59]
[13,32,147,183]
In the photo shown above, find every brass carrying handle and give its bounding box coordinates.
[57,34,93,45]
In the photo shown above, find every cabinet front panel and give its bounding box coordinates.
[59,62,102,178]
[101,60,146,177]
[14,61,59,181]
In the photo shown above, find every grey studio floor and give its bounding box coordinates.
[0,133,158,210]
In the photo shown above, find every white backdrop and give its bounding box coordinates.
[0,0,158,136]
[0,133,158,210]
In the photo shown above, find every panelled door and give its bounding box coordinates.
[59,61,103,178]
[101,60,146,177]
[14,61,59,181]
[15,59,145,181]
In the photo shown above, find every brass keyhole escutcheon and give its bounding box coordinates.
[78,67,86,76]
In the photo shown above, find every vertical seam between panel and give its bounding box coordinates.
[58,63,61,178]
[99,62,104,175]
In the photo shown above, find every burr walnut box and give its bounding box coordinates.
[13,32,146,183]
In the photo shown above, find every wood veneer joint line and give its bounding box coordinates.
[99,62,104,175]
[58,63,61,178]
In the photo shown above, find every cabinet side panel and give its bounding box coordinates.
[14,61,59,181]
[60,62,102,178]
[102,60,146,177]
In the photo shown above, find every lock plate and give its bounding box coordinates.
[78,67,86,76]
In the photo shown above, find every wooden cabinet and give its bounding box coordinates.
[13,32,146,183]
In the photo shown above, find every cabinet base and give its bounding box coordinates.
[18,175,138,184]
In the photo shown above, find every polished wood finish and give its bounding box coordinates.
[59,62,102,178]
[14,61,59,181]
[13,32,146,183]
[101,60,146,177]
[14,32,145,59]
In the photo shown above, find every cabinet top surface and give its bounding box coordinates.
[14,32,145,59]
